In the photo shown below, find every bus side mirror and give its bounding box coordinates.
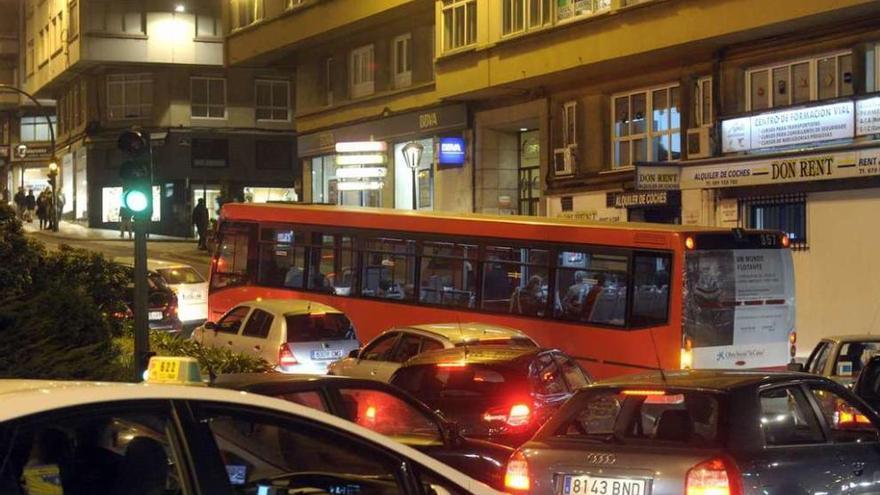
[787,362,804,372]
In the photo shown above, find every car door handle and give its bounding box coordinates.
[253,345,261,351]
[227,341,234,346]
[853,461,865,476]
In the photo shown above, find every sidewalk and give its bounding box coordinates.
[23,220,194,243]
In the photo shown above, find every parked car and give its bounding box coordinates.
[328,322,538,382]
[800,335,880,386]
[504,369,880,495]
[191,299,360,374]
[214,372,514,489]
[120,269,182,333]
[854,354,880,411]
[116,257,208,324]
[389,346,591,447]
[0,371,502,494]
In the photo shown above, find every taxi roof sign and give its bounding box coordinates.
[145,356,205,386]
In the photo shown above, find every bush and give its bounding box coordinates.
[0,205,44,297]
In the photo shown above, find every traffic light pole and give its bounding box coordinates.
[133,214,150,381]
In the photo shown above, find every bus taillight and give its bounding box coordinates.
[681,337,694,369]
[789,331,797,358]
[685,236,696,250]
[781,235,791,248]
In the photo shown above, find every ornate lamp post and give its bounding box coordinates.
[401,141,424,211]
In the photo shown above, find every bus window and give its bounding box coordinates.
[554,250,628,326]
[257,226,306,289]
[211,222,256,291]
[482,246,549,317]
[419,241,477,308]
[631,253,671,326]
[362,237,416,301]
[308,234,356,296]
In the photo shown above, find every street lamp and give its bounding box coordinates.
[401,141,424,211]
[47,159,58,232]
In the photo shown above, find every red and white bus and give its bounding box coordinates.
[208,203,796,379]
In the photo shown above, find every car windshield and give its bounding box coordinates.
[157,267,205,285]
[391,363,528,400]
[285,313,355,342]
[551,389,723,447]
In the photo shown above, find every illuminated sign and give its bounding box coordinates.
[438,137,466,166]
[721,101,854,153]
[335,141,387,153]
[335,167,388,179]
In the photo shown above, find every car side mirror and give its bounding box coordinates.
[204,321,216,331]
[787,362,805,372]
[348,349,359,359]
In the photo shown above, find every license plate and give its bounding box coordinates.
[310,349,344,360]
[563,476,646,495]
[149,311,163,321]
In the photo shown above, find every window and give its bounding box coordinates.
[255,80,289,121]
[196,13,220,38]
[255,140,292,170]
[482,245,549,316]
[0,403,183,495]
[286,313,355,342]
[211,222,255,290]
[391,34,412,89]
[759,386,824,446]
[834,342,880,377]
[26,38,34,76]
[278,390,328,411]
[68,1,79,40]
[349,45,375,98]
[256,226,306,289]
[19,116,57,142]
[89,2,144,34]
[419,241,476,308]
[241,308,274,338]
[361,332,400,361]
[441,0,477,53]
[807,342,832,375]
[747,52,853,111]
[555,354,590,390]
[38,28,45,65]
[693,76,712,128]
[631,253,671,326]
[554,249,628,325]
[107,73,152,120]
[192,138,229,167]
[217,306,251,334]
[323,57,334,106]
[287,0,306,8]
[562,101,577,147]
[307,234,356,295]
[233,0,263,29]
[556,0,611,22]
[613,84,680,168]
[529,353,567,395]
[808,385,879,444]
[338,388,442,441]
[191,77,226,119]
[503,0,550,36]
[744,195,807,249]
[195,404,407,494]
[361,237,416,301]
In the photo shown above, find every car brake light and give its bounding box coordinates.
[365,405,377,422]
[278,344,298,367]
[504,450,530,492]
[622,390,666,396]
[836,403,871,426]
[483,403,532,427]
[437,361,468,368]
[686,457,742,495]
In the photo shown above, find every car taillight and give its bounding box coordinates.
[686,457,741,495]
[484,403,532,427]
[278,344,298,367]
[504,450,530,492]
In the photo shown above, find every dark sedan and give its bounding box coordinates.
[855,355,880,411]
[504,370,880,495]
[213,372,513,490]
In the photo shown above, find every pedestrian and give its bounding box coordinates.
[24,189,36,223]
[192,198,209,250]
[55,191,66,226]
[46,192,56,230]
[14,187,26,219]
[119,205,133,239]
[36,190,48,230]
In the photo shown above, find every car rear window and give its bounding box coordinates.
[551,389,722,446]
[157,267,205,285]
[391,363,528,400]
[285,313,355,342]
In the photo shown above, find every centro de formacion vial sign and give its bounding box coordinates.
[438,137,466,166]
[722,101,854,153]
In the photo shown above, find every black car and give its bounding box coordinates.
[121,271,182,333]
[854,355,880,410]
[213,372,513,489]
[505,370,880,495]
[389,346,592,447]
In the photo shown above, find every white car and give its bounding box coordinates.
[0,378,501,494]
[116,257,208,324]
[328,322,538,382]
[192,299,360,374]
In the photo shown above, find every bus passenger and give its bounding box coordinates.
[582,273,606,321]
[562,270,589,318]
[510,275,546,316]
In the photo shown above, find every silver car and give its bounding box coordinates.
[505,370,880,495]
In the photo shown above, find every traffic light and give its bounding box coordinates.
[118,129,152,218]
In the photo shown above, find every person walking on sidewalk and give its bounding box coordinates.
[24,189,36,223]
[119,205,133,239]
[14,187,25,219]
[192,198,209,250]
[36,190,48,230]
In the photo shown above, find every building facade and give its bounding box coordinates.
[21,0,297,236]
[429,0,880,351]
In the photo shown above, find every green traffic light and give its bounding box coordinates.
[123,189,149,213]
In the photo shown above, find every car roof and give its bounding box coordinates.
[0,380,499,494]
[594,369,823,391]
[402,345,545,368]
[399,322,532,343]
[115,257,195,271]
[234,298,344,316]
[818,335,880,344]
[214,372,380,391]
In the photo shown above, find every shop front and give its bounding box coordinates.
[299,103,470,212]
[10,143,55,196]
[606,189,681,223]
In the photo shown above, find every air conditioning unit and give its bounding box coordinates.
[686,127,715,159]
[553,144,577,176]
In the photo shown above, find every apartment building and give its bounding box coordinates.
[20,0,297,236]
[0,0,23,200]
